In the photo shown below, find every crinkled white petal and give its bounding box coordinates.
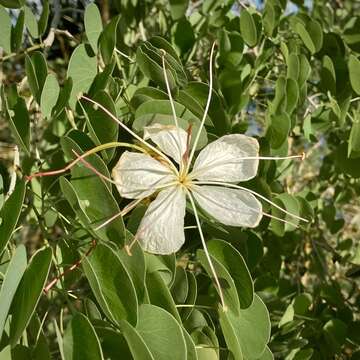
[191,185,262,227]
[191,134,259,182]
[144,124,188,164]
[137,186,186,254]
[112,151,176,199]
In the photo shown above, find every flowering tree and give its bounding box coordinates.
[1,0,360,359]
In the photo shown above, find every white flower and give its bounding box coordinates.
[112,125,263,255]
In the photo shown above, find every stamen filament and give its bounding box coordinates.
[262,211,299,228]
[186,189,226,310]
[192,181,309,223]
[81,96,179,175]
[186,42,216,174]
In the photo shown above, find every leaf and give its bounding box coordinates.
[219,294,271,360]
[321,55,336,94]
[80,91,118,161]
[11,9,24,52]
[24,6,39,38]
[349,117,360,155]
[25,51,48,104]
[67,44,97,108]
[207,239,254,309]
[10,247,52,346]
[349,55,360,95]
[240,9,258,47]
[286,78,299,114]
[84,2,103,53]
[63,313,104,360]
[135,304,187,360]
[295,22,316,54]
[0,181,26,255]
[82,243,138,327]
[2,95,31,156]
[323,319,347,354]
[119,320,155,360]
[100,16,119,64]
[173,18,195,54]
[40,73,60,119]
[267,113,290,149]
[0,5,11,53]
[0,0,24,8]
[287,53,299,81]
[38,0,49,36]
[0,245,27,339]
[169,0,189,20]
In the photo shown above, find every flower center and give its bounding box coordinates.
[177,171,191,188]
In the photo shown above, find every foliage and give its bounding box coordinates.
[1,0,360,359]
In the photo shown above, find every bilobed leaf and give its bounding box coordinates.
[25,51,48,104]
[287,53,299,81]
[135,304,187,360]
[67,44,97,108]
[24,5,39,38]
[240,9,258,47]
[82,243,138,327]
[308,19,323,52]
[10,247,52,346]
[3,95,31,156]
[219,294,271,360]
[349,55,360,95]
[321,55,336,94]
[38,0,49,36]
[295,22,316,54]
[80,91,118,161]
[207,239,254,309]
[0,181,26,255]
[0,245,27,339]
[84,2,103,53]
[0,5,12,53]
[286,78,299,114]
[11,9,24,52]
[267,113,290,149]
[63,313,104,360]
[40,73,60,118]
[99,15,119,64]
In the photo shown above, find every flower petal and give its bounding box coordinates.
[191,134,259,182]
[112,151,176,199]
[137,186,186,254]
[191,185,262,227]
[144,124,188,164]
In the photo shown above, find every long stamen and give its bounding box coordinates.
[186,42,216,173]
[262,211,300,228]
[186,189,226,310]
[81,96,179,175]
[160,50,185,171]
[26,142,146,180]
[192,181,309,223]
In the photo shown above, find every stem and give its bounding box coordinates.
[27,141,146,180]
[186,42,216,174]
[0,43,45,62]
[186,189,226,310]
[192,181,309,222]
[81,96,178,175]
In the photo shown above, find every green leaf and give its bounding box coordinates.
[84,2,103,53]
[0,181,26,255]
[267,113,290,149]
[0,5,12,53]
[38,0,49,36]
[63,313,104,360]
[219,294,271,360]
[40,73,60,119]
[295,22,316,54]
[10,247,52,346]
[0,0,24,8]
[135,304,187,360]
[0,245,27,339]
[82,243,138,327]
[349,55,360,95]
[308,19,323,52]
[80,91,118,161]
[240,9,258,47]
[169,0,189,20]
[119,320,155,360]
[323,319,347,354]
[2,94,31,156]
[286,78,299,114]
[287,53,299,81]
[11,9,24,52]
[207,239,254,309]
[24,6,39,38]
[100,16,119,64]
[349,116,360,155]
[67,44,97,108]
[25,51,48,104]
